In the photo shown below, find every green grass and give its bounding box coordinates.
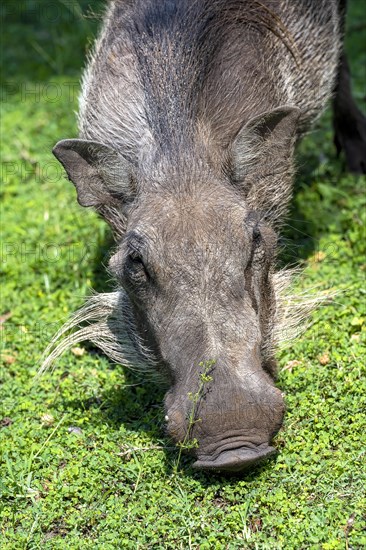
[1,1,365,548]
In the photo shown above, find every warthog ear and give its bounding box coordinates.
[53,139,134,236]
[231,106,301,226]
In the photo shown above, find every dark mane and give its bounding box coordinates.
[79,0,339,176]
[123,0,294,153]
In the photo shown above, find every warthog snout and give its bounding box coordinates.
[105,186,283,470]
[164,358,285,472]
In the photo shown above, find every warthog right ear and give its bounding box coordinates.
[53,139,134,236]
[231,106,301,226]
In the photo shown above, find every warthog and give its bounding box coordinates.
[43,0,366,471]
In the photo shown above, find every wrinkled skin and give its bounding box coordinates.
[107,182,284,470]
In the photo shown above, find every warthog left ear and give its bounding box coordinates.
[231,106,301,227]
[53,139,134,236]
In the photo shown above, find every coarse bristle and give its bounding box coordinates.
[39,269,333,378]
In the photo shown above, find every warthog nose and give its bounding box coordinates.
[192,443,276,472]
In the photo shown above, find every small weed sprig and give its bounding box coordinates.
[173,360,215,473]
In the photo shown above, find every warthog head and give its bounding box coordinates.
[46,106,306,471]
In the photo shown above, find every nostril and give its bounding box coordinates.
[165,407,188,443]
[192,443,276,472]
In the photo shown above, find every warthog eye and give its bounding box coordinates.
[245,211,276,268]
[129,249,144,265]
[252,224,261,243]
[125,249,150,284]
